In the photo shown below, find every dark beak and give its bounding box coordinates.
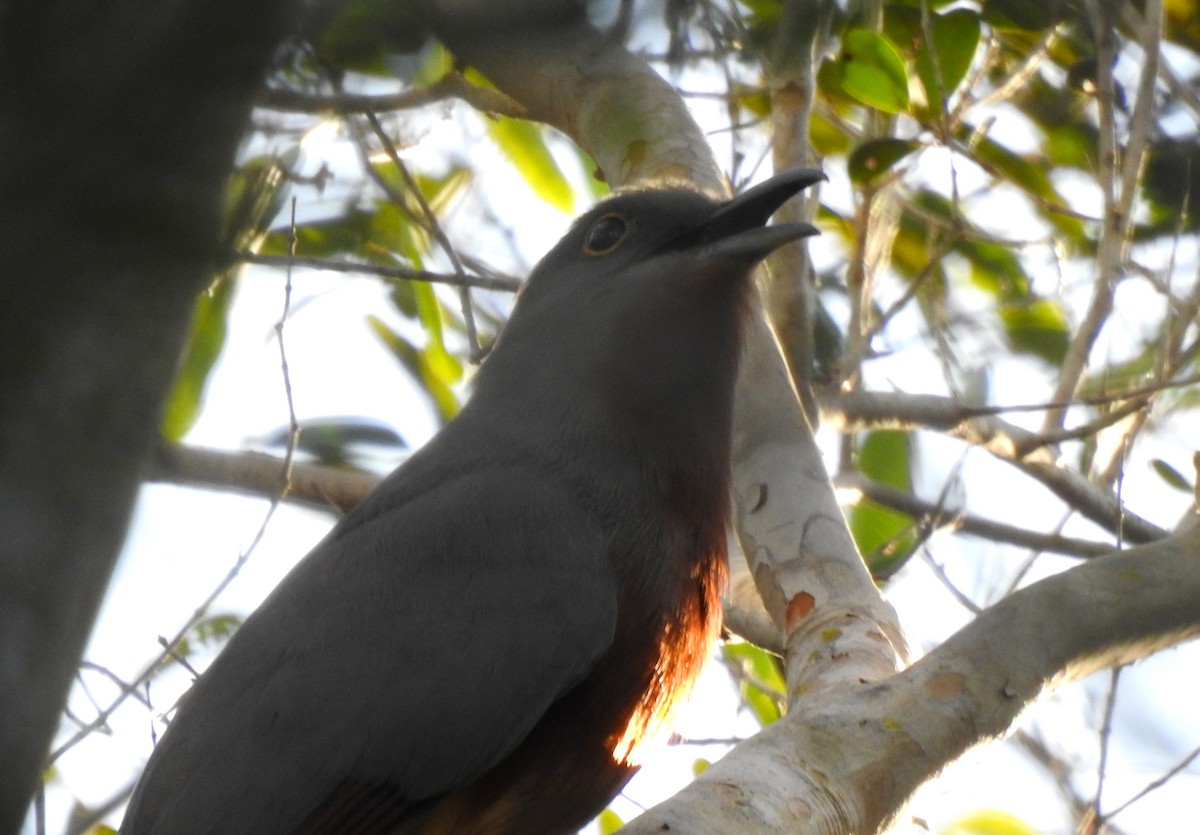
[682,167,826,263]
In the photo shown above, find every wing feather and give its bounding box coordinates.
[121,468,616,835]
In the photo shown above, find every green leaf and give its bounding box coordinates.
[411,40,454,87]
[721,642,786,727]
[484,116,575,213]
[1041,123,1097,171]
[851,500,918,574]
[917,10,981,112]
[222,154,291,254]
[596,809,625,834]
[858,429,911,489]
[1150,459,1194,493]
[574,146,611,200]
[982,0,1055,31]
[942,808,1042,835]
[833,29,911,113]
[317,0,431,74]
[194,614,242,646]
[809,111,852,156]
[998,298,1070,364]
[733,83,772,118]
[262,209,376,258]
[257,417,407,467]
[849,431,918,572]
[848,138,920,185]
[174,613,244,661]
[956,239,1030,300]
[1079,346,1158,396]
[368,310,462,424]
[161,277,235,442]
[960,128,1088,243]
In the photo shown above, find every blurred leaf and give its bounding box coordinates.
[812,296,846,384]
[414,281,463,391]
[411,40,454,87]
[849,138,920,185]
[1079,346,1158,396]
[829,29,911,113]
[859,429,911,489]
[484,115,574,213]
[1151,458,1194,493]
[692,758,711,776]
[317,0,430,73]
[222,153,292,255]
[369,164,472,222]
[368,311,462,423]
[817,57,863,109]
[733,83,772,118]
[1143,137,1200,233]
[574,146,611,199]
[957,239,1030,299]
[809,111,852,156]
[982,0,1055,31]
[596,809,625,834]
[961,128,1088,243]
[194,614,242,646]
[942,808,1041,835]
[721,642,785,727]
[161,277,235,442]
[1042,122,1098,171]
[998,298,1070,364]
[916,10,981,112]
[371,202,426,266]
[1165,0,1200,49]
[173,613,243,660]
[849,431,918,571]
[257,417,407,467]
[262,209,376,258]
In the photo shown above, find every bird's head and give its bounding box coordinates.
[474,168,826,433]
[515,167,825,315]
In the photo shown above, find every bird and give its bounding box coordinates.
[119,167,824,835]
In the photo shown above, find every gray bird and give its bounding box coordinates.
[119,168,824,835]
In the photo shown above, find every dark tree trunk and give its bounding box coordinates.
[0,3,300,829]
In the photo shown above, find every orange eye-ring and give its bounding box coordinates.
[581,213,628,256]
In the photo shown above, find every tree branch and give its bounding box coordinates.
[258,71,529,118]
[0,3,300,827]
[237,252,522,292]
[151,443,377,514]
[623,525,1200,833]
[838,472,1115,559]
[826,390,1168,543]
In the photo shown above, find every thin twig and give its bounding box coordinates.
[838,472,1114,558]
[258,72,528,118]
[920,547,983,614]
[1100,741,1200,822]
[1086,667,1124,833]
[1044,0,1123,432]
[363,111,483,360]
[238,252,521,292]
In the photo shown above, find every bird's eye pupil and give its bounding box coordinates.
[582,214,627,255]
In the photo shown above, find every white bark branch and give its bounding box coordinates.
[621,525,1200,833]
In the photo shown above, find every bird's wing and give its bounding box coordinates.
[121,468,617,835]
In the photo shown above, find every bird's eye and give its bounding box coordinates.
[581,213,628,256]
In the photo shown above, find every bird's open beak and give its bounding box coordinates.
[684,167,826,264]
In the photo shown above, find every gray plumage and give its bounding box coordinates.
[120,168,823,835]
